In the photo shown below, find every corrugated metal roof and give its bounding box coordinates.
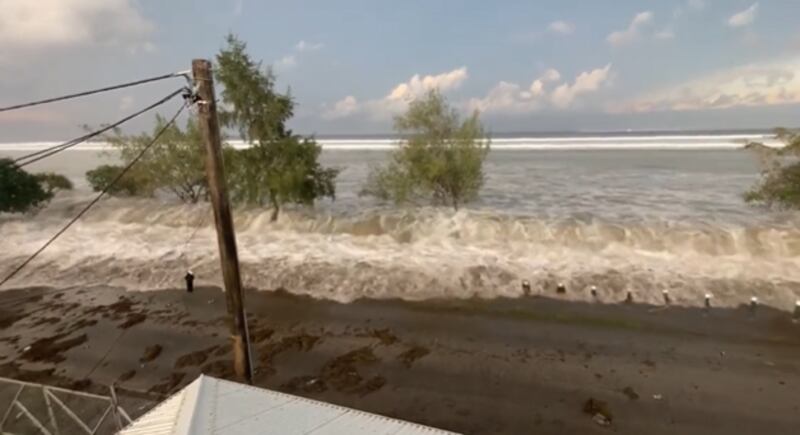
[120,375,460,434]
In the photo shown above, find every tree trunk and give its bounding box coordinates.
[269,193,280,222]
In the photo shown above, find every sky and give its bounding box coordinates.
[1,0,800,140]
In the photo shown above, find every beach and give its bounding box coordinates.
[2,285,799,434]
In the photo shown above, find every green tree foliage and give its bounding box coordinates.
[0,159,52,213]
[216,34,338,220]
[744,128,800,210]
[98,115,208,203]
[34,172,73,195]
[362,90,490,210]
[85,164,153,197]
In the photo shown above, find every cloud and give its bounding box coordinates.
[548,20,575,35]
[467,65,611,114]
[275,40,325,70]
[276,55,297,69]
[612,56,800,113]
[0,0,154,54]
[386,67,468,101]
[323,95,359,119]
[324,67,469,119]
[728,3,758,28]
[232,0,243,16]
[551,64,613,108]
[295,40,324,52]
[607,11,654,47]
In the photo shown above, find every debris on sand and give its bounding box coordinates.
[31,317,61,327]
[0,312,24,329]
[148,372,186,396]
[583,398,613,426]
[621,386,640,401]
[140,344,163,363]
[320,347,382,395]
[201,360,235,378]
[592,413,612,427]
[68,378,92,391]
[352,376,386,397]
[368,328,399,346]
[174,346,216,369]
[69,318,98,332]
[119,312,147,329]
[258,333,321,373]
[283,347,386,397]
[118,370,136,382]
[398,345,430,368]
[250,326,275,343]
[283,375,328,394]
[21,333,88,363]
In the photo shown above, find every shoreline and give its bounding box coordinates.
[1,285,799,434]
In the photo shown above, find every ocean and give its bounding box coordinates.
[1,131,798,310]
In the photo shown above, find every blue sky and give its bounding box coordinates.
[1,0,800,139]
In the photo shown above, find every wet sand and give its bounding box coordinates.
[1,285,799,434]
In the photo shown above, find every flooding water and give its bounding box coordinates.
[2,134,799,310]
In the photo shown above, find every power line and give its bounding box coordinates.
[0,71,190,113]
[0,102,188,289]
[13,88,187,168]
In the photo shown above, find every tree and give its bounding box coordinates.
[216,34,338,220]
[0,159,52,213]
[85,164,153,197]
[97,115,208,203]
[362,90,490,210]
[34,173,73,195]
[744,128,800,210]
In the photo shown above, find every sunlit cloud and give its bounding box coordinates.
[728,3,758,28]
[607,12,654,47]
[611,56,800,113]
[323,67,469,119]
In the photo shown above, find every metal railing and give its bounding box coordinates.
[0,377,132,435]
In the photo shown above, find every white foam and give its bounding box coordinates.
[1,200,798,310]
[0,133,782,152]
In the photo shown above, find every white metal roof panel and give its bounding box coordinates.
[121,375,459,434]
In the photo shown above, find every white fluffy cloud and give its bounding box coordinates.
[467,65,612,114]
[295,40,324,52]
[548,20,575,35]
[323,67,468,119]
[612,56,800,113]
[386,68,468,101]
[728,3,758,28]
[550,64,613,108]
[275,40,325,69]
[607,11,654,47]
[276,55,297,69]
[0,0,153,52]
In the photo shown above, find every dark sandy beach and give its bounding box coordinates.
[1,285,799,434]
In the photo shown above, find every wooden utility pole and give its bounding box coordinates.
[192,59,253,384]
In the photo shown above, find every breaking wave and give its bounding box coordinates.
[2,194,799,310]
